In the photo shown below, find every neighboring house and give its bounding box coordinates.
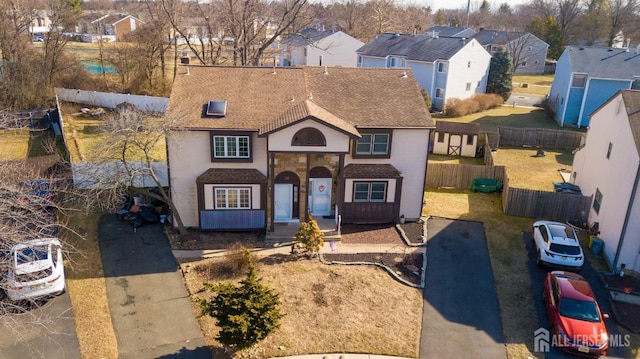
[77,13,143,42]
[278,28,364,67]
[30,10,52,35]
[423,26,477,38]
[357,32,491,110]
[548,46,640,128]
[571,89,640,272]
[164,66,434,231]
[432,121,480,157]
[472,29,549,74]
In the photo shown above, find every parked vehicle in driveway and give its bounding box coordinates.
[5,238,65,301]
[543,271,609,357]
[533,220,584,271]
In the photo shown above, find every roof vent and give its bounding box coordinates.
[401,71,408,78]
[323,65,328,75]
[206,100,227,117]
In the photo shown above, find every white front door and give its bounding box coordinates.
[310,178,332,217]
[274,184,293,221]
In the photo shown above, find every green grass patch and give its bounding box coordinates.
[434,106,557,132]
[0,129,30,160]
[491,147,572,191]
[513,74,554,86]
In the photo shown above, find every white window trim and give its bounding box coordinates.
[356,133,389,155]
[438,62,448,73]
[435,88,444,98]
[213,135,250,158]
[353,181,387,202]
[215,187,251,209]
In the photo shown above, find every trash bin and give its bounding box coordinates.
[591,237,604,255]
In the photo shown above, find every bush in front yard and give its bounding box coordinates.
[444,94,504,117]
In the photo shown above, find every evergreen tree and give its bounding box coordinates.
[294,214,324,257]
[199,249,283,350]
[486,49,513,102]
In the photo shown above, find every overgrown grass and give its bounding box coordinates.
[434,106,557,132]
[492,147,573,191]
[0,129,30,160]
[61,209,118,359]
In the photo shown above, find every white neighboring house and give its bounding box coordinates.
[357,32,491,110]
[571,89,640,272]
[278,28,364,67]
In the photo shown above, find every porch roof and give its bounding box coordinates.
[196,168,267,183]
[259,100,361,138]
[343,164,402,178]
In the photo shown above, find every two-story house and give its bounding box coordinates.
[548,46,640,127]
[472,29,549,75]
[571,89,640,272]
[278,28,364,67]
[77,13,144,42]
[164,66,434,233]
[357,32,491,110]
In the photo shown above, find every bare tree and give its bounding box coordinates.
[606,0,639,46]
[531,0,585,44]
[503,32,548,73]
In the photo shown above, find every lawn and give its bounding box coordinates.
[429,153,484,165]
[181,256,423,358]
[491,147,573,191]
[434,106,558,133]
[512,74,553,96]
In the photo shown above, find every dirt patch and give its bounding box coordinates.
[322,252,423,286]
[167,229,265,250]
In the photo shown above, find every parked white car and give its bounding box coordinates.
[6,238,65,301]
[533,220,584,271]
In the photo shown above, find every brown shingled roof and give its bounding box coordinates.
[343,164,402,178]
[622,90,640,157]
[196,168,267,184]
[435,120,480,135]
[165,66,434,131]
[259,100,360,137]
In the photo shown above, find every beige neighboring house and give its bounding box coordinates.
[571,89,640,272]
[432,121,480,157]
[164,66,434,232]
[77,13,143,42]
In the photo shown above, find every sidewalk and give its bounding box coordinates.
[173,242,424,260]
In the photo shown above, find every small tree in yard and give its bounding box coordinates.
[486,48,513,101]
[294,214,324,258]
[199,249,283,350]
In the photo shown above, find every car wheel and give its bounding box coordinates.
[536,251,543,267]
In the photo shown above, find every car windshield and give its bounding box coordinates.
[559,297,601,322]
[550,243,581,255]
[16,246,49,264]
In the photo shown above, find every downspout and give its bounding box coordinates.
[613,163,640,270]
[576,77,591,128]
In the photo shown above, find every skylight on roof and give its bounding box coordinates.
[206,100,227,117]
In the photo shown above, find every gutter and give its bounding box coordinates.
[613,162,640,270]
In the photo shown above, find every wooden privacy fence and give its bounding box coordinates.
[501,176,592,222]
[497,127,584,149]
[426,163,506,189]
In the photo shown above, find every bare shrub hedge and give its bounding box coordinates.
[444,94,504,117]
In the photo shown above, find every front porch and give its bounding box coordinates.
[266,216,341,242]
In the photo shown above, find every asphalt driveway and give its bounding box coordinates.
[523,231,630,358]
[99,215,209,359]
[0,293,81,359]
[420,217,506,358]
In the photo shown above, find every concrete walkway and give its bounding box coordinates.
[98,215,210,359]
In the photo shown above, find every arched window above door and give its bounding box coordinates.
[292,127,326,146]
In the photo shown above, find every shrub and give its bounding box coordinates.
[444,94,504,117]
[294,214,324,257]
[421,88,432,109]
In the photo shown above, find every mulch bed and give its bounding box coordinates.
[169,222,426,287]
[601,272,640,333]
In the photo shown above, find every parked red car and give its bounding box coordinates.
[543,271,609,357]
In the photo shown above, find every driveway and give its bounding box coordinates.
[0,293,81,359]
[523,231,630,358]
[99,215,209,359]
[420,217,506,358]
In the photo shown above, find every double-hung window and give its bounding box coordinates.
[213,135,249,159]
[353,182,387,202]
[355,132,390,156]
[593,188,603,214]
[215,188,251,209]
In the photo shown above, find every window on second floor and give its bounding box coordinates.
[466,82,472,91]
[355,132,391,157]
[438,62,448,72]
[607,142,613,159]
[357,55,362,65]
[292,127,326,146]
[435,88,444,98]
[467,61,471,68]
[572,74,587,88]
[593,188,603,214]
[212,134,250,160]
[389,57,396,67]
[633,77,640,90]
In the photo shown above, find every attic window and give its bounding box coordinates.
[206,100,227,117]
[292,127,326,146]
